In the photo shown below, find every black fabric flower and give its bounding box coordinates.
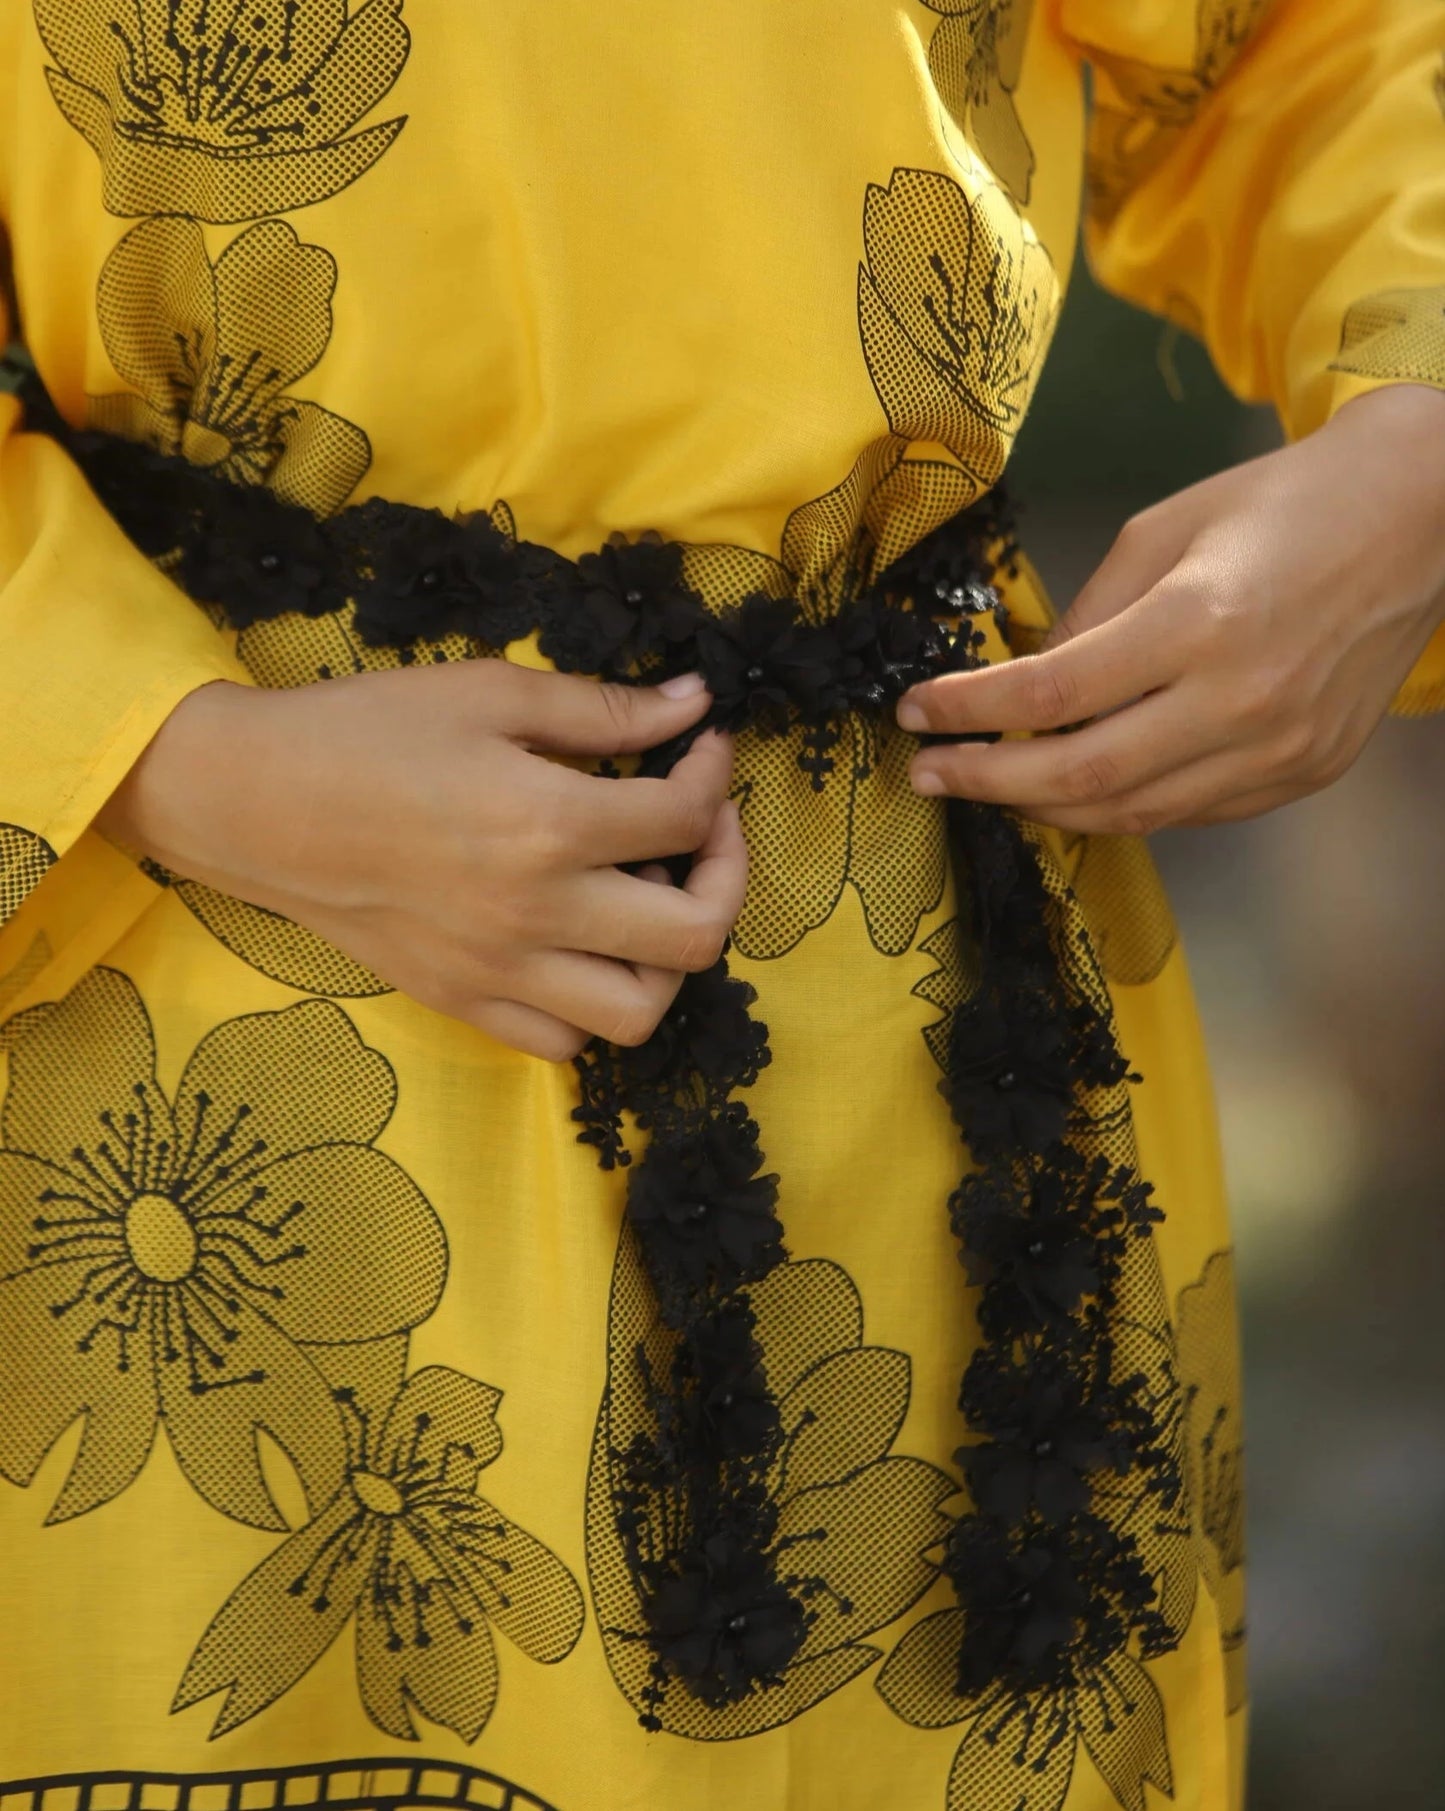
[944,991,1074,1156]
[880,489,1020,607]
[697,595,839,731]
[70,431,208,561]
[617,964,772,1102]
[539,532,708,677]
[957,1353,1124,1524]
[950,1169,1102,1330]
[643,1530,809,1707]
[179,478,348,625]
[626,1110,783,1303]
[347,500,536,647]
[945,1521,1091,1690]
[679,1301,781,1461]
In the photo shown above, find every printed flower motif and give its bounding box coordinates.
[1,823,55,928]
[588,1243,956,1737]
[876,1589,1173,1811]
[33,0,411,224]
[1329,287,1445,391]
[0,968,446,1527]
[923,0,1038,202]
[175,1364,585,1741]
[1086,0,1270,226]
[858,167,1058,490]
[1175,1250,1246,1713]
[89,215,371,516]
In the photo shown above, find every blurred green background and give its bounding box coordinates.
[1010,260,1445,1809]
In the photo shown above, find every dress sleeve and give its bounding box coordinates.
[1058,0,1445,712]
[0,249,248,931]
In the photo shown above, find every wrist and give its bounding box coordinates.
[97,679,265,874]
[1324,382,1445,623]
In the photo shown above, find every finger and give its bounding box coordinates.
[896,597,1190,738]
[465,997,589,1063]
[566,800,749,968]
[514,946,685,1048]
[481,663,713,755]
[1016,747,1298,837]
[897,508,1194,737]
[908,687,1215,807]
[558,729,737,865]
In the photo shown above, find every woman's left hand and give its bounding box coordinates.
[897,383,1445,832]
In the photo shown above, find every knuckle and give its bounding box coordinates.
[669,792,717,853]
[1268,718,1317,772]
[1230,666,1286,730]
[596,682,639,733]
[534,1025,588,1063]
[1024,660,1078,726]
[1061,751,1121,805]
[674,920,729,974]
[1108,804,1166,837]
[605,1005,661,1049]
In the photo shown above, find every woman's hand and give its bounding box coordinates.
[898,383,1445,832]
[99,661,747,1061]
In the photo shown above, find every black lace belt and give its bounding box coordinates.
[21,369,1184,1729]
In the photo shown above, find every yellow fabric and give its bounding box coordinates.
[0,2,1437,1807]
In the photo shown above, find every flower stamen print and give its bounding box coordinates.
[922,0,1038,204]
[588,1242,957,1738]
[89,214,371,515]
[32,0,412,223]
[175,1366,585,1742]
[858,168,1058,489]
[0,968,447,1528]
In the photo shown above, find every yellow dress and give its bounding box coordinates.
[1,3,1442,1808]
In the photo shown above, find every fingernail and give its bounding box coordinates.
[911,768,945,796]
[659,671,707,699]
[895,697,927,731]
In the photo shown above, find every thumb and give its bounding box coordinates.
[482,666,712,756]
[1040,504,1192,654]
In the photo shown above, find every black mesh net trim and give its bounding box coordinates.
[21,380,1190,1734]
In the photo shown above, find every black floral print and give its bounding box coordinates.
[1329,285,1445,390]
[588,1243,956,1738]
[858,166,1058,489]
[88,215,371,516]
[1174,1250,1247,1713]
[923,0,1038,203]
[175,1365,584,1742]
[877,1600,1172,1811]
[0,822,55,929]
[32,0,412,223]
[1085,0,1272,227]
[0,967,446,1528]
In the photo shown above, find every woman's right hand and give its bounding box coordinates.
[97,661,747,1061]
